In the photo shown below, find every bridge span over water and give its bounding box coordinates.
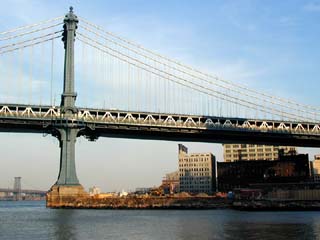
[0,7,319,191]
[1,103,320,147]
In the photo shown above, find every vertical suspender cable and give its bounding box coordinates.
[133,64,136,111]
[105,44,109,108]
[207,95,210,116]
[6,53,12,103]
[151,60,154,112]
[110,52,114,108]
[157,63,160,113]
[136,66,139,111]
[40,40,45,105]
[101,47,104,108]
[86,42,90,107]
[29,45,33,104]
[179,73,182,114]
[81,41,85,107]
[85,45,91,107]
[145,56,148,111]
[117,48,120,109]
[148,59,151,112]
[14,51,18,103]
[50,39,54,106]
[164,64,167,113]
[99,46,102,108]
[198,85,200,115]
[138,63,141,111]
[18,48,23,103]
[108,50,112,108]
[103,47,107,108]
[167,66,170,113]
[127,51,130,111]
[96,46,100,107]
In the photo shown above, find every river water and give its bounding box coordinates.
[0,201,319,240]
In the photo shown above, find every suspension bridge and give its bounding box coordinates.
[0,7,319,191]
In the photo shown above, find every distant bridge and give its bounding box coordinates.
[0,188,46,195]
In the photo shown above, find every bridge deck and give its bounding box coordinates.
[1,103,320,147]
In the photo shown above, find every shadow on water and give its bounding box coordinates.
[222,222,317,240]
[219,211,320,240]
[53,209,77,240]
[170,210,320,240]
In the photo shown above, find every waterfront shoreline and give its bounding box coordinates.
[232,200,320,211]
[46,195,320,211]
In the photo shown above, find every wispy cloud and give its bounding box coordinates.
[278,16,297,27]
[303,2,320,12]
[197,58,267,88]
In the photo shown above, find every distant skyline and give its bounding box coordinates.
[0,0,319,192]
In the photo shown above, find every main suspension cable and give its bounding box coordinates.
[0,31,63,50]
[0,16,63,35]
[79,17,320,112]
[79,24,319,118]
[0,35,60,55]
[77,35,308,122]
[0,23,63,41]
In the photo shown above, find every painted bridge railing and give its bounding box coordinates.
[0,104,320,135]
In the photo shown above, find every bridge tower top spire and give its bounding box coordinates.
[61,6,78,114]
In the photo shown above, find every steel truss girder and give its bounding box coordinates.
[0,103,320,146]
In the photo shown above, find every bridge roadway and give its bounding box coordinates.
[1,103,320,147]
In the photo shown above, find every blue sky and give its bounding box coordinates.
[0,0,319,191]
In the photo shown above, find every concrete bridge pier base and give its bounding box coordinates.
[47,128,88,208]
[46,185,88,208]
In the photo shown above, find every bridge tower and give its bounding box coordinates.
[56,6,79,186]
[47,7,88,206]
[13,177,22,201]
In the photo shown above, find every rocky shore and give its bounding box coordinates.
[46,186,320,210]
[47,195,320,210]
[47,195,229,209]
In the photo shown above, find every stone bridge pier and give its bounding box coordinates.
[47,126,88,208]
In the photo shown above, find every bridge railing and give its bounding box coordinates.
[81,109,320,135]
[1,104,319,136]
